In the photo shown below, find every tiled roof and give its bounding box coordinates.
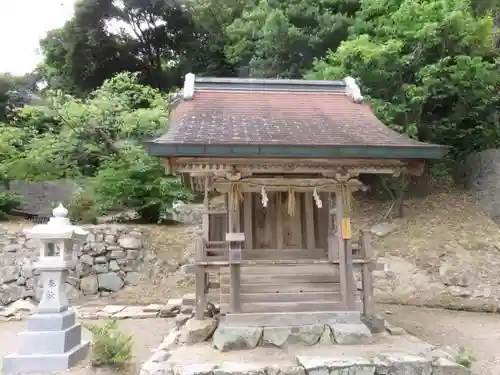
[149,75,445,159]
[4,180,79,216]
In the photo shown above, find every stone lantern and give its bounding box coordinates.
[2,204,90,374]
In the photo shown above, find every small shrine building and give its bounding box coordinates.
[147,74,445,327]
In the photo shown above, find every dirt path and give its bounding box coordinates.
[382,304,500,375]
[0,306,498,374]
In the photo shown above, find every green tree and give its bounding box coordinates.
[5,72,188,222]
[224,0,359,78]
[0,73,39,122]
[39,0,202,95]
[308,0,500,160]
[39,0,140,96]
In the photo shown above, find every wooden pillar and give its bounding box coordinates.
[327,193,334,232]
[327,192,339,260]
[195,237,206,320]
[291,191,302,247]
[276,192,284,250]
[361,230,375,316]
[304,192,315,250]
[335,190,356,310]
[227,189,242,313]
[195,177,210,320]
[202,176,210,241]
[243,193,253,250]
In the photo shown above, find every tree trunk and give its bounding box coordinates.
[394,174,407,218]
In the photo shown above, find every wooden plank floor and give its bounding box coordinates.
[218,264,362,314]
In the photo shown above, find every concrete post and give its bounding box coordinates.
[2,204,90,374]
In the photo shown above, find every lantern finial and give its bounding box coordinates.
[53,203,68,218]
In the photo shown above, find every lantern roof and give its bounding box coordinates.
[24,203,87,241]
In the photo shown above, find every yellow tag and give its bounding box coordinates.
[341,218,352,240]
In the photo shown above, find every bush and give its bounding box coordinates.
[0,191,21,220]
[67,190,99,224]
[455,346,476,369]
[84,319,133,368]
[92,143,192,223]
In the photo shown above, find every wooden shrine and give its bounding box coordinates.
[147,74,445,326]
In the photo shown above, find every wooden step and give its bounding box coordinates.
[220,272,340,285]
[219,264,337,275]
[221,282,341,294]
[206,249,327,261]
[221,311,362,327]
[219,300,362,314]
[220,291,342,304]
[220,272,341,284]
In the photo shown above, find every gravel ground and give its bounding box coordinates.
[383,305,500,375]
[0,318,174,375]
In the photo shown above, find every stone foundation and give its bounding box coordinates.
[139,306,471,375]
[140,315,470,375]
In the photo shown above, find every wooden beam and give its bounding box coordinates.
[173,157,405,166]
[212,177,366,191]
[171,157,405,176]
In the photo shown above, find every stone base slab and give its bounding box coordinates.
[27,310,76,331]
[212,322,374,351]
[221,311,362,327]
[17,323,83,355]
[2,340,90,375]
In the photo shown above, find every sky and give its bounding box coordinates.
[0,0,76,76]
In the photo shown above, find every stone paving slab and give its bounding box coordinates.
[0,294,196,322]
[0,301,184,321]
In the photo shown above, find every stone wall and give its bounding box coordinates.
[172,196,226,225]
[0,225,146,305]
[464,149,500,223]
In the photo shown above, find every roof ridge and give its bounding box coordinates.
[182,73,364,104]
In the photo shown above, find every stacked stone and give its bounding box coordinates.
[140,315,471,375]
[174,293,219,328]
[0,225,145,305]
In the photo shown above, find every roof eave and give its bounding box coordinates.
[146,142,447,160]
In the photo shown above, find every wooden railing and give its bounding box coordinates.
[193,231,380,319]
[196,238,334,264]
[327,229,376,314]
